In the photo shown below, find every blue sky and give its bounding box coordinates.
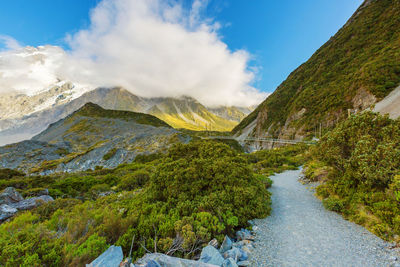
[0,0,363,94]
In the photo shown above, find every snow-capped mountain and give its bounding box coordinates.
[0,87,255,146]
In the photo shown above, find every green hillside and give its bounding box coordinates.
[72,102,171,128]
[233,0,400,138]
[0,103,184,174]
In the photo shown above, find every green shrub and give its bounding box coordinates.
[0,168,25,179]
[103,148,118,160]
[0,140,272,266]
[310,112,400,240]
[322,197,345,212]
[246,144,307,174]
[134,152,163,163]
[315,184,330,199]
[118,170,150,191]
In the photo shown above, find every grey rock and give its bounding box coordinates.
[232,240,253,249]
[240,246,251,258]
[223,248,242,262]
[219,235,233,253]
[86,245,123,267]
[145,260,161,267]
[200,245,225,266]
[0,187,24,205]
[236,260,251,266]
[98,191,115,197]
[0,204,18,221]
[10,195,54,211]
[238,249,248,261]
[135,253,219,267]
[38,188,49,196]
[208,238,219,248]
[222,258,238,267]
[236,229,254,241]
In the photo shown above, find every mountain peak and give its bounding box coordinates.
[76,102,103,113]
[72,102,171,128]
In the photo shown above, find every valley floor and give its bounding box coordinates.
[250,169,400,267]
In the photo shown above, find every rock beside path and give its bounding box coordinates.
[133,230,257,267]
[86,245,123,267]
[134,253,219,267]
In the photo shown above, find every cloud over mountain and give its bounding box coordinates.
[0,0,267,106]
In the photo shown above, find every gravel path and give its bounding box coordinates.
[250,169,400,267]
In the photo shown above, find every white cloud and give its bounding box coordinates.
[0,44,66,95]
[0,0,268,106]
[0,35,22,51]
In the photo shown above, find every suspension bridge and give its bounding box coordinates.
[202,136,317,145]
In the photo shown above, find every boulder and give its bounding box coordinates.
[0,187,24,205]
[240,246,251,257]
[208,238,219,248]
[219,236,233,253]
[223,248,241,262]
[238,249,248,261]
[86,245,123,267]
[0,204,18,221]
[237,261,251,266]
[236,229,255,241]
[199,245,225,266]
[0,187,54,222]
[10,195,54,211]
[37,188,49,196]
[222,258,238,267]
[223,248,247,262]
[144,260,161,267]
[135,253,219,267]
[232,240,253,249]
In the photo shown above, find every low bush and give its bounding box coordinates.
[246,144,307,175]
[322,197,345,212]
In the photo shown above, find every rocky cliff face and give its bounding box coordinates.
[233,0,400,141]
[0,103,190,174]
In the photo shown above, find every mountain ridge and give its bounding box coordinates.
[0,87,254,145]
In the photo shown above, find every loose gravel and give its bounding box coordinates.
[249,169,400,267]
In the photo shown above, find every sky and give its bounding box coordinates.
[0,0,363,106]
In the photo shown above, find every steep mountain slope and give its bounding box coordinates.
[0,103,188,174]
[0,81,79,124]
[233,0,400,139]
[208,106,253,122]
[146,96,239,131]
[0,88,251,145]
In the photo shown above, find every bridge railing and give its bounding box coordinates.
[202,136,317,145]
